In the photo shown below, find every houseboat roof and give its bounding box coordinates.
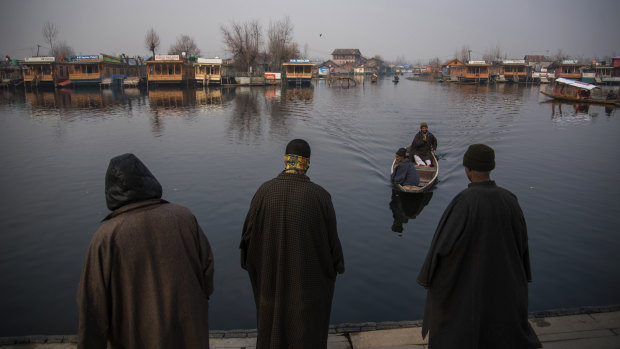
[283,59,314,65]
[196,58,222,64]
[502,59,525,65]
[556,77,598,91]
[23,57,55,63]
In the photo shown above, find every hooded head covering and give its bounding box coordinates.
[396,148,407,157]
[420,122,428,129]
[463,144,495,172]
[105,153,162,211]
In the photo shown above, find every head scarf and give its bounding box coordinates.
[282,153,310,174]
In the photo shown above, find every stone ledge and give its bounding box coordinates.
[2,304,618,343]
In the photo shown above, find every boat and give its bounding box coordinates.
[392,75,399,83]
[391,150,439,193]
[194,58,222,86]
[540,77,619,105]
[283,59,314,86]
[371,73,377,83]
[21,57,71,87]
[67,54,136,87]
[146,55,194,87]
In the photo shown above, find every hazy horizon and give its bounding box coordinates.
[2,0,619,64]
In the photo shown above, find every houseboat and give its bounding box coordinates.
[67,54,134,87]
[451,61,490,84]
[540,77,619,105]
[283,59,314,86]
[21,57,70,87]
[498,60,528,83]
[555,60,584,80]
[146,55,194,87]
[194,58,222,86]
[582,63,615,85]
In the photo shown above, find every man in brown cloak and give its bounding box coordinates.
[240,139,345,349]
[417,144,541,349]
[77,153,214,349]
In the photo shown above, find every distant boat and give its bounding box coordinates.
[392,75,399,83]
[371,73,377,83]
[540,78,619,105]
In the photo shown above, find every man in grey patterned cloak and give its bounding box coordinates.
[241,139,345,349]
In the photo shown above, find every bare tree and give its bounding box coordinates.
[428,57,441,67]
[169,34,201,57]
[145,28,160,59]
[483,44,504,62]
[221,19,263,72]
[266,17,295,71]
[458,45,471,62]
[42,21,58,55]
[552,49,570,62]
[52,41,75,59]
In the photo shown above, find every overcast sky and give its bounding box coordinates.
[2,0,619,63]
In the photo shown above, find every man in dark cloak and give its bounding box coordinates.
[417,144,541,349]
[410,122,438,166]
[240,139,345,349]
[77,153,214,349]
[391,147,420,188]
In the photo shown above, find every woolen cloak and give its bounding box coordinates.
[410,131,438,161]
[417,181,541,349]
[77,154,214,349]
[241,172,345,349]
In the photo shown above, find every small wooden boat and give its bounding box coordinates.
[540,77,620,105]
[371,73,377,83]
[392,75,400,83]
[391,151,438,193]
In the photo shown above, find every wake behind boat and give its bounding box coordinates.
[391,151,438,193]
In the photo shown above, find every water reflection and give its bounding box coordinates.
[389,190,433,235]
[25,88,129,111]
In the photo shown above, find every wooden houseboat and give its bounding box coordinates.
[146,55,194,87]
[21,57,70,87]
[442,58,464,81]
[451,61,490,84]
[194,58,222,86]
[67,54,135,87]
[283,59,314,86]
[498,60,528,83]
[540,77,619,105]
[555,60,584,80]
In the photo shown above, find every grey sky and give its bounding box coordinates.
[2,0,619,63]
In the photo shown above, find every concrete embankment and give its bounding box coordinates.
[2,305,619,348]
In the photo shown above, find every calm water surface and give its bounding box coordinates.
[1,79,619,336]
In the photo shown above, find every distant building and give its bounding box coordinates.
[331,49,363,66]
[524,55,548,64]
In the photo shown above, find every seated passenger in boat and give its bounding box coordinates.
[410,122,437,167]
[391,148,420,187]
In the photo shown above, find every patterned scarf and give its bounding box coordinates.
[282,154,310,174]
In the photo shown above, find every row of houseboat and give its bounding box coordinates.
[439,58,620,85]
[17,54,314,88]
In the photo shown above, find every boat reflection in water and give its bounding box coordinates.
[25,88,131,112]
[389,190,433,235]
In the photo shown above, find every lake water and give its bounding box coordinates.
[1,79,619,336]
